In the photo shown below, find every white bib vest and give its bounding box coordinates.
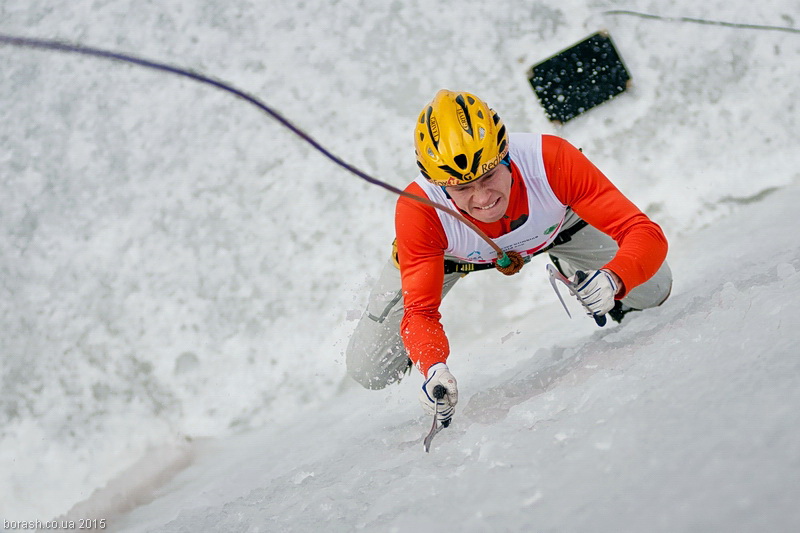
[414,133,567,264]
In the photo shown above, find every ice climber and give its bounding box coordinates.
[346,89,672,426]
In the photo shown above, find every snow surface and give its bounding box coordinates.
[1,0,799,531]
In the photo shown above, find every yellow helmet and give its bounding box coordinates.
[414,89,509,187]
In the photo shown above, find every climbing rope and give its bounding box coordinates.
[602,10,800,35]
[0,33,521,273]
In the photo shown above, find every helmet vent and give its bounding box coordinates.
[478,127,485,140]
[454,154,468,170]
[427,147,436,158]
[496,124,507,144]
[454,95,473,135]
[477,110,484,119]
[470,148,483,176]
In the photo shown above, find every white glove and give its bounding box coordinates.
[419,363,458,425]
[571,269,618,316]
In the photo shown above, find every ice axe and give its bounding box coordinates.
[422,385,450,453]
[546,264,607,327]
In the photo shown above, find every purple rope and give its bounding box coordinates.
[0,33,507,259]
[0,33,406,196]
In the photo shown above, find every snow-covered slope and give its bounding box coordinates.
[1,0,798,529]
[114,180,800,532]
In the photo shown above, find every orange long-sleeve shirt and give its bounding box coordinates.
[395,134,668,375]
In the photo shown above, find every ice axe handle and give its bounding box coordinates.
[574,271,607,327]
[432,384,450,428]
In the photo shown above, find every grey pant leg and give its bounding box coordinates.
[346,258,463,390]
[548,212,673,310]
